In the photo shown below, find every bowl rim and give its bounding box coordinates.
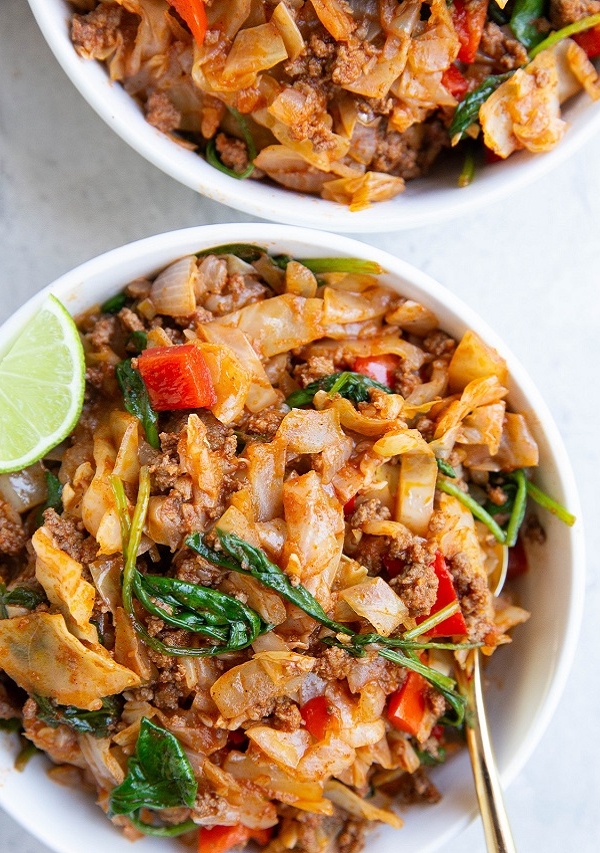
[0,223,586,853]
[26,0,600,233]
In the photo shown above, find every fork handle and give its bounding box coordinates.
[463,650,517,853]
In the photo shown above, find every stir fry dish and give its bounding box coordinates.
[69,0,600,207]
[0,244,574,852]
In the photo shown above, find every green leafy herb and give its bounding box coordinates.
[186,531,354,637]
[188,532,467,726]
[0,718,22,733]
[271,255,384,275]
[523,477,576,526]
[101,293,128,314]
[113,471,268,657]
[286,371,393,408]
[414,743,447,766]
[15,738,39,772]
[196,243,266,263]
[488,0,511,25]
[529,11,600,57]
[34,695,123,738]
[458,143,477,188]
[449,72,514,142]
[436,476,507,543]
[436,458,457,478]
[510,0,547,49]
[206,108,256,179]
[128,330,148,353]
[0,582,46,619]
[132,571,269,650]
[109,717,197,837]
[36,470,63,524]
[504,468,528,547]
[115,359,160,449]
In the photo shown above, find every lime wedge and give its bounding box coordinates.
[0,295,85,473]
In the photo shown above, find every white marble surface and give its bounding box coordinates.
[1,1,599,850]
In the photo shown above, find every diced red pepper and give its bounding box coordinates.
[573,24,600,57]
[353,354,399,388]
[300,695,333,740]
[415,552,467,637]
[198,824,272,853]
[137,344,217,411]
[166,0,207,47]
[452,0,489,64]
[343,495,357,516]
[507,535,528,581]
[387,671,428,736]
[441,64,469,100]
[382,554,406,580]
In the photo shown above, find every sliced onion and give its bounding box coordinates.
[149,255,197,316]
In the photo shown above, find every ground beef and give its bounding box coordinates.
[331,41,379,86]
[348,498,391,529]
[370,119,449,181]
[337,818,368,853]
[213,132,249,174]
[244,407,287,440]
[480,22,530,71]
[386,767,441,805]
[422,330,456,358]
[87,314,117,349]
[41,509,98,566]
[0,500,27,556]
[447,552,495,643]
[293,355,336,387]
[118,306,146,333]
[314,646,354,680]
[351,533,389,574]
[71,2,136,58]
[145,90,181,134]
[174,551,226,588]
[269,696,303,731]
[550,0,600,27]
[390,561,438,618]
[22,697,87,768]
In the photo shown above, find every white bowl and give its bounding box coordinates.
[26,0,600,233]
[0,224,585,853]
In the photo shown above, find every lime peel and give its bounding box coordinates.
[0,295,85,473]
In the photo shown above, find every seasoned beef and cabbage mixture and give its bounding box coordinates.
[69,0,600,207]
[1,243,572,851]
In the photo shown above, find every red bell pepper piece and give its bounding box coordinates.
[387,671,428,736]
[382,554,405,580]
[452,0,489,64]
[507,535,528,581]
[415,552,467,637]
[300,695,333,740]
[166,0,207,47]
[573,25,600,57]
[353,354,399,387]
[343,495,357,516]
[441,64,469,100]
[137,344,217,411]
[198,824,272,853]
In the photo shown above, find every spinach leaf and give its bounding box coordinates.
[34,695,122,738]
[186,531,354,636]
[128,330,148,353]
[0,583,46,619]
[109,717,197,836]
[196,243,266,262]
[436,458,457,478]
[286,371,393,408]
[510,0,547,49]
[115,359,160,449]
[132,571,269,649]
[36,471,63,524]
[448,72,515,141]
[101,292,128,314]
